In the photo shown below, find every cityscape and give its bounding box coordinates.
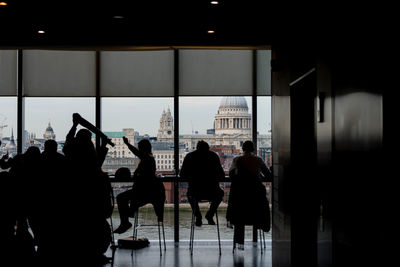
[0,96,272,204]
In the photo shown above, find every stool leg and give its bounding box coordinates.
[215,209,221,255]
[131,210,139,257]
[190,212,195,254]
[263,231,266,249]
[158,221,162,256]
[259,229,263,254]
[162,221,166,251]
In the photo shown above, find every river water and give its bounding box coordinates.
[109,205,272,241]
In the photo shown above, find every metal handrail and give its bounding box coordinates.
[108,175,270,183]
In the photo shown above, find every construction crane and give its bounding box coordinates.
[0,114,7,141]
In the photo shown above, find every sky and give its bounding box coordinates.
[0,96,271,142]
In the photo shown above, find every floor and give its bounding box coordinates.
[104,240,272,267]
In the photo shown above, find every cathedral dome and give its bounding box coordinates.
[214,96,251,136]
[219,97,248,109]
[46,125,53,132]
[44,122,56,140]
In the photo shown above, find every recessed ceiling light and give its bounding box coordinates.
[0,2,8,6]
[113,15,124,19]
[210,1,219,4]
[207,30,215,34]
[38,30,45,34]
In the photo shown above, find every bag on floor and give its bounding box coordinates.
[118,237,149,249]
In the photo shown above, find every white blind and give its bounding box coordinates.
[23,50,96,97]
[257,50,271,96]
[0,50,17,96]
[100,50,174,97]
[179,50,253,96]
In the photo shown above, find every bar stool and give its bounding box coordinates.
[189,200,221,255]
[131,206,166,257]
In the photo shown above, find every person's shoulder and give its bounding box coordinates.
[209,150,219,157]
[56,152,66,159]
[231,155,241,162]
[185,151,196,158]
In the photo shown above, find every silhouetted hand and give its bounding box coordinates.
[1,152,9,160]
[101,136,113,148]
[72,113,81,127]
[122,136,129,145]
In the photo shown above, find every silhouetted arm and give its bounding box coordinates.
[0,155,12,170]
[179,155,189,181]
[97,137,109,167]
[228,157,238,179]
[259,158,272,182]
[62,121,78,155]
[213,152,226,180]
[122,136,144,159]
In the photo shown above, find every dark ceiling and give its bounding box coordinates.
[0,1,389,48]
[0,1,279,47]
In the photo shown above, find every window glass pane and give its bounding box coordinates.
[23,97,95,152]
[100,50,174,97]
[23,50,96,97]
[0,97,17,160]
[101,97,175,240]
[179,96,253,240]
[0,50,17,96]
[179,50,253,96]
[257,96,272,240]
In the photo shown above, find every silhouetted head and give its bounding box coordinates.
[76,128,92,142]
[44,139,58,153]
[115,167,131,180]
[74,128,97,161]
[196,140,210,151]
[138,139,152,154]
[242,140,255,153]
[24,146,41,160]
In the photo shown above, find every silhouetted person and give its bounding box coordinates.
[115,167,132,181]
[61,116,113,265]
[0,170,18,264]
[113,137,165,234]
[28,139,68,262]
[0,146,40,265]
[180,140,225,226]
[227,140,272,249]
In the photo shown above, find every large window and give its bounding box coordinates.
[179,96,255,240]
[102,97,175,240]
[0,48,272,242]
[23,97,95,153]
[0,97,17,158]
[0,50,18,159]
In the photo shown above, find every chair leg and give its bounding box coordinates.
[215,209,221,255]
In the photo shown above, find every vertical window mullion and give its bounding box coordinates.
[17,50,24,154]
[95,51,101,148]
[173,49,180,243]
[252,50,258,242]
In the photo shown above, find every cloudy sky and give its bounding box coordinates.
[0,96,271,142]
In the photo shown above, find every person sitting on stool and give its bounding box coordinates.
[113,137,165,234]
[180,140,225,226]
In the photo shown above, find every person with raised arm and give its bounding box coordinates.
[113,137,165,234]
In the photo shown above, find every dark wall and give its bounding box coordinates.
[271,42,391,267]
